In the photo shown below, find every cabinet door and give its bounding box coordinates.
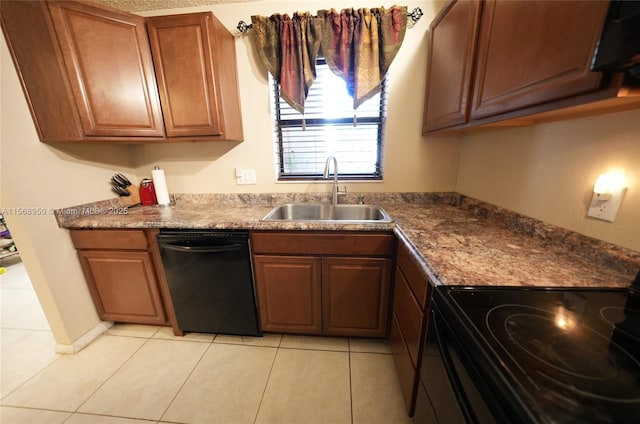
[322,257,392,337]
[471,0,609,119]
[253,255,322,334]
[78,250,166,324]
[390,312,418,415]
[146,13,223,137]
[0,0,85,141]
[48,1,164,137]
[422,0,481,133]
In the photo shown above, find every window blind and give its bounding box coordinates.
[272,59,388,180]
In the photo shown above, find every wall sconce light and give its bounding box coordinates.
[587,172,626,222]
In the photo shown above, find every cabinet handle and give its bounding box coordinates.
[161,243,242,254]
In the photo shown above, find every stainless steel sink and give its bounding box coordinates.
[261,203,393,223]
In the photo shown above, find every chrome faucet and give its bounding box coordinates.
[323,156,347,205]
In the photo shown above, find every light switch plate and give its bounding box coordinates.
[587,188,626,222]
[236,168,256,185]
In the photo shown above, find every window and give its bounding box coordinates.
[272,58,388,181]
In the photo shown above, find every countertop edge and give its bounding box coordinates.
[55,192,640,289]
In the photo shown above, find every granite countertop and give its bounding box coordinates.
[55,194,395,232]
[387,201,637,288]
[55,192,640,289]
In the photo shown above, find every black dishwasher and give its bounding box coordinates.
[157,230,261,336]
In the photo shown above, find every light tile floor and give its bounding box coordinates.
[1,259,411,424]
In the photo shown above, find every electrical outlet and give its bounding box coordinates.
[587,188,626,222]
[243,169,256,184]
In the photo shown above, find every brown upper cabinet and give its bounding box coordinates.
[423,0,640,135]
[471,0,608,119]
[48,1,165,138]
[422,0,481,132]
[0,0,243,143]
[146,13,242,140]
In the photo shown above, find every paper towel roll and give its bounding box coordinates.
[151,166,171,206]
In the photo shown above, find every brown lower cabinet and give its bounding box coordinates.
[322,257,392,337]
[251,231,395,337]
[71,229,168,325]
[390,312,419,413]
[390,238,434,416]
[253,255,323,334]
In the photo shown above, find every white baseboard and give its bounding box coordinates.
[55,321,114,354]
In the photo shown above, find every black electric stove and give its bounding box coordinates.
[427,284,640,423]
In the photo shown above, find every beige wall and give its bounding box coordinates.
[457,110,640,251]
[1,33,142,347]
[134,1,459,193]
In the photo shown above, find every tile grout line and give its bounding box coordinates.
[0,404,75,419]
[252,334,282,424]
[3,329,392,422]
[157,337,216,423]
[62,411,159,423]
[0,339,65,403]
[0,327,52,333]
[276,345,349,353]
[71,334,155,417]
[0,305,46,328]
[0,264,168,421]
[348,338,355,424]
[2,334,156,420]
[0,265,62,403]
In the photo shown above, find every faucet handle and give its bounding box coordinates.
[357,195,365,204]
[335,186,347,204]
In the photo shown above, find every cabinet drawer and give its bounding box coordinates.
[390,312,418,415]
[393,267,425,368]
[251,231,395,256]
[70,229,149,250]
[397,240,430,309]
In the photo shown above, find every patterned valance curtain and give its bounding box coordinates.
[251,6,407,113]
[251,13,320,113]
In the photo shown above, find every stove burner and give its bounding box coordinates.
[487,304,640,404]
[503,312,616,380]
[537,370,640,404]
[601,307,640,342]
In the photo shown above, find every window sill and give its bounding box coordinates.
[275,179,384,184]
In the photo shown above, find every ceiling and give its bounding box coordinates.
[92,0,261,12]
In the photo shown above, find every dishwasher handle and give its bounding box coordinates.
[160,242,244,254]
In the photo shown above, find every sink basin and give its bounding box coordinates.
[261,203,393,223]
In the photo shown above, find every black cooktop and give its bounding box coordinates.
[439,286,640,423]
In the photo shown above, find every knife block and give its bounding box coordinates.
[120,184,140,207]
